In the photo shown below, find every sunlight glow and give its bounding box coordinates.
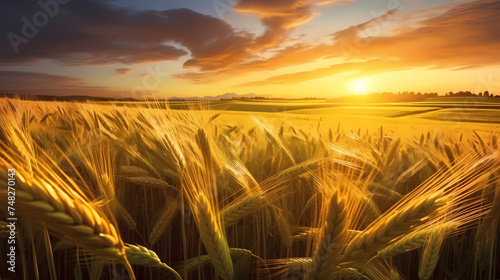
[350,78,371,95]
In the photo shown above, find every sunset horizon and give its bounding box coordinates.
[1,0,499,99]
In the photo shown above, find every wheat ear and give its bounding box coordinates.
[149,200,179,246]
[390,269,402,280]
[377,221,458,258]
[418,230,443,280]
[177,254,212,276]
[125,244,181,280]
[221,193,266,226]
[343,193,446,261]
[283,258,312,272]
[123,176,175,190]
[330,267,370,280]
[116,165,149,177]
[0,173,123,260]
[308,191,347,280]
[195,193,234,280]
[113,200,137,229]
[0,170,135,279]
[178,248,260,276]
[275,209,293,249]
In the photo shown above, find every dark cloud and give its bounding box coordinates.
[0,71,118,96]
[114,68,131,75]
[0,0,254,70]
[159,8,255,71]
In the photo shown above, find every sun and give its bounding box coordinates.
[349,78,370,95]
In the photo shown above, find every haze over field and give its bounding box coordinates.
[1,0,499,99]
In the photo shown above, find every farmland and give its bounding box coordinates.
[0,97,499,280]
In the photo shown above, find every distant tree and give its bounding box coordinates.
[484,91,490,97]
[478,92,483,97]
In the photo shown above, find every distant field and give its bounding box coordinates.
[182,99,500,134]
[167,98,500,121]
[423,96,500,103]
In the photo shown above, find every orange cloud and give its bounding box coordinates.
[234,0,500,87]
[2,0,498,91]
[238,58,408,87]
[234,0,349,48]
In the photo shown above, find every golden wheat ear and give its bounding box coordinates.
[418,230,444,280]
[194,193,234,280]
[0,139,135,279]
[307,191,347,280]
[125,244,182,280]
[342,193,446,262]
[0,172,134,275]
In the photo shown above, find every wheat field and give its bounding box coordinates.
[0,98,499,280]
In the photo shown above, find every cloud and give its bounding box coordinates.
[173,9,397,84]
[0,71,119,96]
[2,0,499,89]
[0,1,254,70]
[114,68,131,75]
[234,0,337,47]
[238,58,407,87]
[173,42,335,83]
[159,8,255,71]
[235,0,500,86]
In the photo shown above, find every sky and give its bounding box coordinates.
[1,0,499,99]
